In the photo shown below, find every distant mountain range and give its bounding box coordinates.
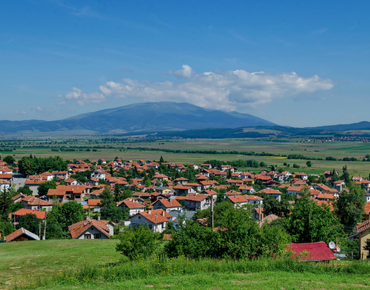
[1,102,370,137]
[0,102,276,135]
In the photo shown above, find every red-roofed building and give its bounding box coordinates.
[68,219,114,239]
[117,199,145,215]
[185,193,211,210]
[287,242,337,262]
[12,209,46,224]
[5,228,40,242]
[152,198,182,212]
[227,195,263,208]
[130,209,172,233]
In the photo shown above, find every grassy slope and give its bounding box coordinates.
[2,240,370,290]
[0,239,118,289]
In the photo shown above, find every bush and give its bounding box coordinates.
[116,225,158,260]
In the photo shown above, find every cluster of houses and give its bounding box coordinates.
[2,158,370,260]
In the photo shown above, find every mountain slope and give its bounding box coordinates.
[0,102,276,135]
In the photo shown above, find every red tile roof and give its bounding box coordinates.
[68,220,111,239]
[12,208,46,219]
[185,193,208,202]
[139,209,171,224]
[117,200,145,209]
[5,228,39,242]
[288,242,337,261]
[154,198,181,208]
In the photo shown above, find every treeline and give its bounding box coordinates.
[18,156,68,176]
[204,159,261,168]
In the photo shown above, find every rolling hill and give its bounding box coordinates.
[0,102,276,135]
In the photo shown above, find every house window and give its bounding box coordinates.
[149,224,153,229]
[84,234,91,239]
[94,234,101,239]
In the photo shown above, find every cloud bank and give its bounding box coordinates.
[62,66,333,111]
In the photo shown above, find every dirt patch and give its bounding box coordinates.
[145,285,154,288]
[9,267,21,269]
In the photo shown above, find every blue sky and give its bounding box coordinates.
[1,0,369,127]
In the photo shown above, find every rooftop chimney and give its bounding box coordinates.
[162,211,165,217]
[148,210,151,214]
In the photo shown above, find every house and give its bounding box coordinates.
[184,193,212,210]
[12,209,46,224]
[151,198,182,212]
[199,180,216,190]
[87,199,102,212]
[21,196,53,211]
[130,209,172,233]
[68,219,114,239]
[91,169,106,180]
[12,193,26,203]
[65,178,80,186]
[174,185,196,195]
[47,185,87,202]
[5,228,40,242]
[154,186,173,195]
[349,219,370,260]
[257,188,282,201]
[227,195,263,208]
[174,177,189,185]
[227,179,243,186]
[117,199,145,215]
[287,186,306,196]
[24,179,45,196]
[153,174,169,182]
[238,185,256,194]
[0,179,10,192]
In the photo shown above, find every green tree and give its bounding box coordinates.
[263,197,290,217]
[100,187,115,208]
[17,186,33,196]
[18,213,43,235]
[38,180,57,197]
[116,225,158,260]
[3,155,15,165]
[283,191,344,243]
[306,161,312,167]
[159,156,165,164]
[336,183,366,234]
[0,189,12,221]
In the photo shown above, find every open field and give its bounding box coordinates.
[2,239,370,290]
[0,239,119,290]
[3,137,370,176]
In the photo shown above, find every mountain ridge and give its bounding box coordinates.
[0,102,276,135]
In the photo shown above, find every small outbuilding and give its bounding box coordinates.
[5,228,40,242]
[287,242,337,262]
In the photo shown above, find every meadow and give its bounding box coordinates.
[2,239,370,290]
[3,137,370,176]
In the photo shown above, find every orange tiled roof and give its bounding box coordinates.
[68,220,111,239]
[12,208,46,219]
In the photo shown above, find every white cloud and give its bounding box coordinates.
[65,87,105,106]
[62,66,333,111]
[169,65,195,78]
[37,106,43,111]
[15,110,27,115]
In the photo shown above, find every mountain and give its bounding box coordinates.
[307,121,370,131]
[0,102,276,135]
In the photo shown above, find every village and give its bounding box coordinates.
[1,155,370,261]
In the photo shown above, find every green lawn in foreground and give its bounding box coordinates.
[0,239,118,289]
[2,239,370,290]
[26,271,370,290]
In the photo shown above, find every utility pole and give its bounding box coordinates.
[259,201,262,228]
[43,213,47,240]
[39,221,42,239]
[211,195,214,229]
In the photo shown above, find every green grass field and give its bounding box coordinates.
[4,138,370,176]
[2,239,370,290]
